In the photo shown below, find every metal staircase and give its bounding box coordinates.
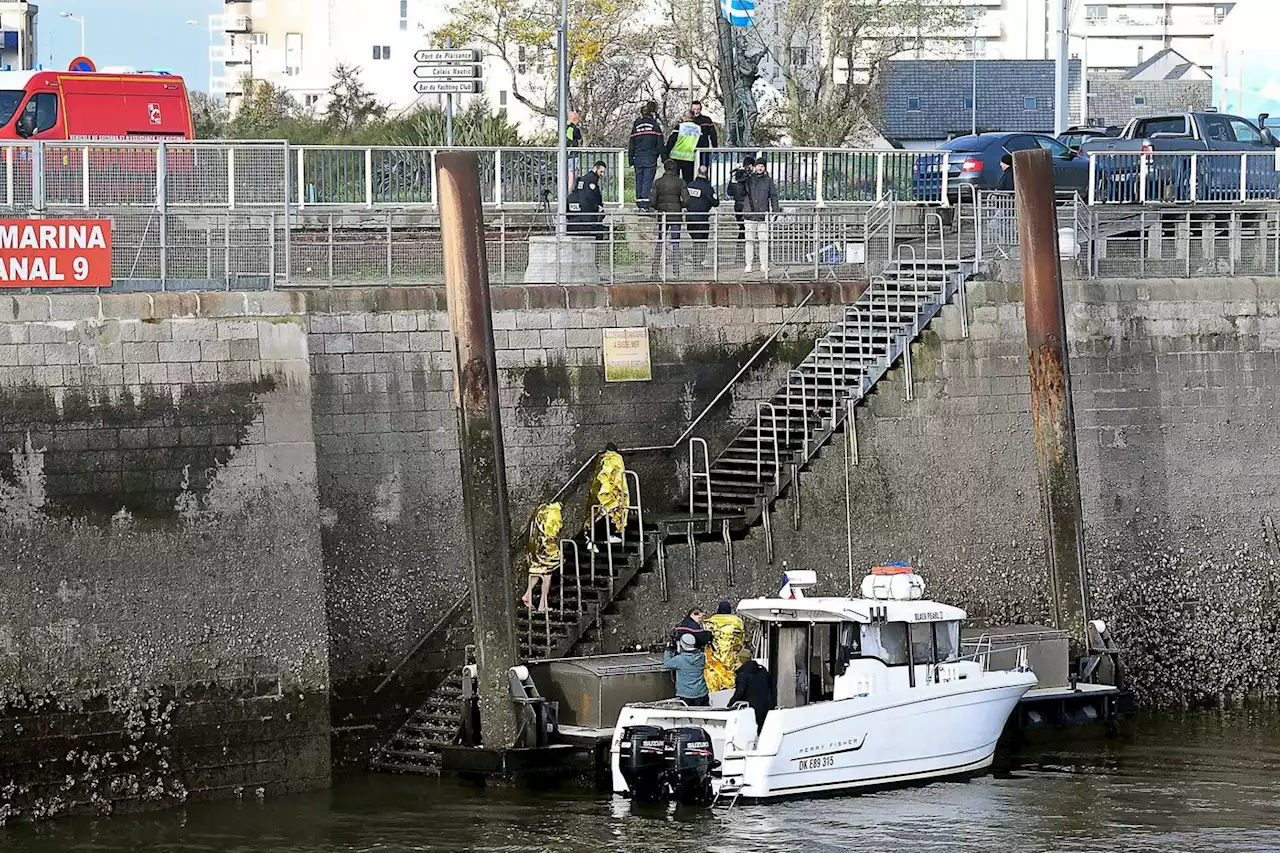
[371,231,973,776]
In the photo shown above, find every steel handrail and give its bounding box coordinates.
[688,437,712,530]
[373,594,471,695]
[755,402,782,484]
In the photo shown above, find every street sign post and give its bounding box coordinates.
[414,64,480,79]
[414,48,481,64]
[415,80,484,95]
[414,44,484,146]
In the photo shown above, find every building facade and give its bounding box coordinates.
[0,0,37,72]
[1214,0,1280,122]
[212,0,538,125]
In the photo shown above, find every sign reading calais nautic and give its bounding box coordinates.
[0,220,113,287]
[414,48,484,95]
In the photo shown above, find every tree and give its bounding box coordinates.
[433,0,650,144]
[324,63,388,135]
[774,0,966,145]
[382,101,524,147]
[188,90,229,139]
[227,76,301,139]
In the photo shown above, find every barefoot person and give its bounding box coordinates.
[521,501,563,612]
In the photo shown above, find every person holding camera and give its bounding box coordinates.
[726,155,755,261]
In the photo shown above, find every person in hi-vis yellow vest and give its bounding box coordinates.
[664,112,703,183]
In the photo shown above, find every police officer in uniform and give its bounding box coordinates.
[566,160,607,240]
[685,165,720,268]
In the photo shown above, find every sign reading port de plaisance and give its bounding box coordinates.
[414,47,483,96]
[0,220,113,287]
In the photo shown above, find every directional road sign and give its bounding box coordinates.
[414,64,480,79]
[414,49,481,64]
[415,80,484,95]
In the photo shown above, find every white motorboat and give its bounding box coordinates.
[609,569,1038,805]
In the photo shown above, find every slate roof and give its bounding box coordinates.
[882,59,1082,142]
[1124,48,1212,82]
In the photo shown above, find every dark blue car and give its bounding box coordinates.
[914,132,1091,201]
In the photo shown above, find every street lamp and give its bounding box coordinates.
[970,24,980,136]
[186,20,217,94]
[59,12,85,57]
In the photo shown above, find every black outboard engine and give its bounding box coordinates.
[662,726,716,805]
[618,725,666,801]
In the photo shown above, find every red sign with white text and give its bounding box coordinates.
[0,220,113,287]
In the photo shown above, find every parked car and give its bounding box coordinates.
[913,132,1090,201]
[1058,125,1120,151]
[1080,112,1280,201]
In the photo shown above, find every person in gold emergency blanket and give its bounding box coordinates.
[704,600,746,692]
[584,443,630,553]
[521,501,563,612]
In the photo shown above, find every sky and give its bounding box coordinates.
[36,0,220,89]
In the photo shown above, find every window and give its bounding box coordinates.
[1133,94,1146,106]
[400,0,409,29]
[373,45,381,60]
[1084,4,1107,22]
[373,44,391,60]
[1035,136,1074,158]
[285,32,302,77]
[17,93,58,136]
[250,32,268,45]
[960,96,973,110]
[1202,114,1232,142]
[966,37,986,54]
[964,6,983,23]
[909,623,935,666]
[304,94,320,107]
[1229,117,1264,145]
[789,46,809,66]
[1003,135,1040,153]
[1135,115,1187,136]
[383,45,391,60]
[1214,3,1235,24]
[934,621,960,662]
[861,623,909,666]
[1023,97,1038,111]
[907,97,921,111]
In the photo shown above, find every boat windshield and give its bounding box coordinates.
[0,91,23,127]
[860,622,908,665]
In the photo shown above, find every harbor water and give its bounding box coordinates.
[5,709,1280,852]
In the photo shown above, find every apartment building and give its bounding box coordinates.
[0,0,37,71]
[888,1,1232,73]
[212,0,530,123]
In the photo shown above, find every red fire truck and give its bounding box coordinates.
[0,69,194,140]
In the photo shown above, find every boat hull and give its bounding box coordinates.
[611,671,1036,803]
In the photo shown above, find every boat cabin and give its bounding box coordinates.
[736,578,977,708]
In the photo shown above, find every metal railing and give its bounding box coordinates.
[1088,150,1280,205]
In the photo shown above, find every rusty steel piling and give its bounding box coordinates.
[1013,148,1092,646]
[437,152,521,750]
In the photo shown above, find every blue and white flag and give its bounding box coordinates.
[721,0,755,27]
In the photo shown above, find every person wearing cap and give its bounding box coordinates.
[703,600,746,692]
[663,630,710,706]
[742,155,780,275]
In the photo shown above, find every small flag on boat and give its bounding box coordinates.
[779,571,801,600]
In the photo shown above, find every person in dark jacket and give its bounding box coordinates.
[566,160,608,239]
[729,652,775,732]
[672,607,711,650]
[725,155,754,260]
[742,157,779,275]
[997,152,1014,191]
[650,160,690,278]
[685,165,720,267]
[690,100,718,172]
[629,101,664,211]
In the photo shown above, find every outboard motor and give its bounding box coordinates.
[662,726,716,805]
[618,725,666,801]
